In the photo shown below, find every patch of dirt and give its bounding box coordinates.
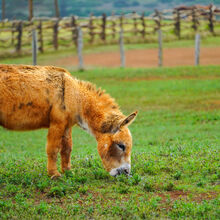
[193,192,218,203]
[157,190,218,204]
[208,100,220,110]
[157,190,218,211]
[54,47,220,68]
[32,189,218,212]
[157,190,188,204]
[34,190,63,205]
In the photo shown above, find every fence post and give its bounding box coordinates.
[71,16,77,45]
[158,29,163,67]
[11,22,15,46]
[195,33,200,66]
[140,12,146,39]
[89,13,94,43]
[38,21,44,53]
[101,13,106,41]
[192,7,198,32]
[173,9,181,39]
[111,12,116,39]
[119,29,125,68]
[53,20,59,50]
[16,21,23,53]
[77,26,84,70]
[32,29,38,65]
[54,0,60,18]
[154,9,162,32]
[120,14,124,31]
[28,0,33,21]
[208,4,214,34]
[133,11,137,35]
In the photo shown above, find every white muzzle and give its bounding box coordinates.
[109,163,131,177]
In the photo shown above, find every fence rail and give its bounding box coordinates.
[0,5,220,56]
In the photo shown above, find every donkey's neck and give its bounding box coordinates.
[76,80,124,138]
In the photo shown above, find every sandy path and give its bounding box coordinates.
[55,47,220,68]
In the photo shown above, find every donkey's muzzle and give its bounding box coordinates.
[109,163,131,177]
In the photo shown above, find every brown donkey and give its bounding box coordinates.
[0,65,137,178]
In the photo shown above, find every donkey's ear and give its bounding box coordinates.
[101,112,138,134]
[119,111,138,128]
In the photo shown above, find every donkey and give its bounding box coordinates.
[0,64,137,179]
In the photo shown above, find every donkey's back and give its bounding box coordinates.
[0,64,71,131]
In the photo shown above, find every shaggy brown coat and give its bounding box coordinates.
[0,65,137,178]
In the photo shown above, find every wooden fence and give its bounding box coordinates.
[0,5,220,56]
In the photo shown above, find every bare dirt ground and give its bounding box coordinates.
[55,47,220,68]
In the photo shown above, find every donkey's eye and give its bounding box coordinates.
[117,143,125,151]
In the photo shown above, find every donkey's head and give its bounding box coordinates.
[97,111,137,177]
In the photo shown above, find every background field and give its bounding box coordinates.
[1,37,220,70]
[1,5,220,57]
[0,61,219,218]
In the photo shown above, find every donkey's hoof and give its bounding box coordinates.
[50,172,61,180]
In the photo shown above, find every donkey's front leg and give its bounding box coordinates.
[46,123,65,179]
[60,127,72,173]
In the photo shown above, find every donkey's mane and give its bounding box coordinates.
[77,79,120,111]
[76,79,126,133]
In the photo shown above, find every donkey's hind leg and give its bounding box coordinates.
[60,127,72,173]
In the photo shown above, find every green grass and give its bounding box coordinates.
[0,65,220,219]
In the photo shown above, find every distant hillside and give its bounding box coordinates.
[1,0,220,20]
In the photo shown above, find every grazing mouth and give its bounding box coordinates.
[109,163,131,177]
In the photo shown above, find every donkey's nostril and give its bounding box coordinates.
[124,169,129,174]
[116,168,123,175]
[116,168,130,176]
[123,168,130,175]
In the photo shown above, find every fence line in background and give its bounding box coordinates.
[0,5,220,55]
[68,29,203,69]
[28,23,204,69]
[29,17,206,69]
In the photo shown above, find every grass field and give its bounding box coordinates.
[0,65,220,219]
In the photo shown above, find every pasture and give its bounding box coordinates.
[0,63,219,219]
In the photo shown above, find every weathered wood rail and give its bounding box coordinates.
[0,5,219,56]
